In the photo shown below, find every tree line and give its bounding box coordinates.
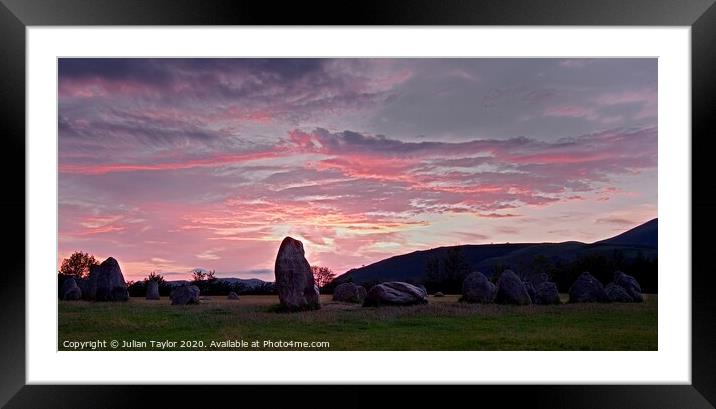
[57,251,338,298]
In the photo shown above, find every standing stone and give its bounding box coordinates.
[87,257,129,301]
[170,285,200,305]
[227,291,240,300]
[61,277,82,301]
[605,282,634,303]
[613,271,644,302]
[274,237,321,311]
[145,280,160,300]
[568,272,608,303]
[461,271,496,303]
[362,282,428,307]
[495,270,532,305]
[533,281,561,305]
[332,282,367,303]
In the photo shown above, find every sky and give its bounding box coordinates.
[58,58,657,281]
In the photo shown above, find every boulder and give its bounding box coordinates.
[145,280,160,300]
[363,282,428,307]
[495,270,532,305]
[170,285,200,305]
[613,271,643,302]
[568,272,608,303]
[460,272,496,303]
[86,257,129,301]
[605,282,633,303]
[332,282,367,303]
[533,281,561,305]
[227,291,240,300]
[274,237,321,311]
[433,292,445,297]
[61,277,82,301]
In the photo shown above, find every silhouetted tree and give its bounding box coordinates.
[191,269,207,282]
[311,266,336,288]
[424,248,470,293]
[127,280,144,297]
[144,271,166,285]
[59,251,98,279]
[190,269,224,294]
[443,247,470,292]
[424,255,444,293]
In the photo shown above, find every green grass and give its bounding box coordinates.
[58,294,657,351]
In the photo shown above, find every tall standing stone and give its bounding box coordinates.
[87,257,129,301]
[274,237,320,311]
[146,280,160,300]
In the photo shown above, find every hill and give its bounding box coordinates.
[594,218,657,248]
[168,277,269,288]
[334,218,657,286]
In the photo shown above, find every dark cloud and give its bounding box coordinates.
[59,58,172,84]
[59,58,322,84]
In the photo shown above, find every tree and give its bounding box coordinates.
[191,268,207,282]
[443,246,470,292]
[144,271,166,285]
[424,255,444,292]
[59,251,99,279]
[311,266,336,288]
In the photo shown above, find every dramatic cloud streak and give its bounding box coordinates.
[58,58,657,280]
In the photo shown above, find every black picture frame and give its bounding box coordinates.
[2,0,715,407]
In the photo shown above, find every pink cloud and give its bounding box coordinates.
[59,150,283,175]
[544,105,598,120]
[594,88,656,106]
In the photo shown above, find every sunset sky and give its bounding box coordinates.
[58,58,657,281]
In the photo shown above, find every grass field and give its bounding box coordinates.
[58,294,657,351]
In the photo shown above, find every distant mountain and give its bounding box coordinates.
[334,218,657,285]
[335,243,533,284]
[167,277,270,288]
[594,218,657,248]
[217,277,269,288]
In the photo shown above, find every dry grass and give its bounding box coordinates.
[58,294,657,351]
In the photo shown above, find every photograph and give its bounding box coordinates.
[57,57,658,351]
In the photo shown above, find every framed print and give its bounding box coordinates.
[3,0,716,407]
